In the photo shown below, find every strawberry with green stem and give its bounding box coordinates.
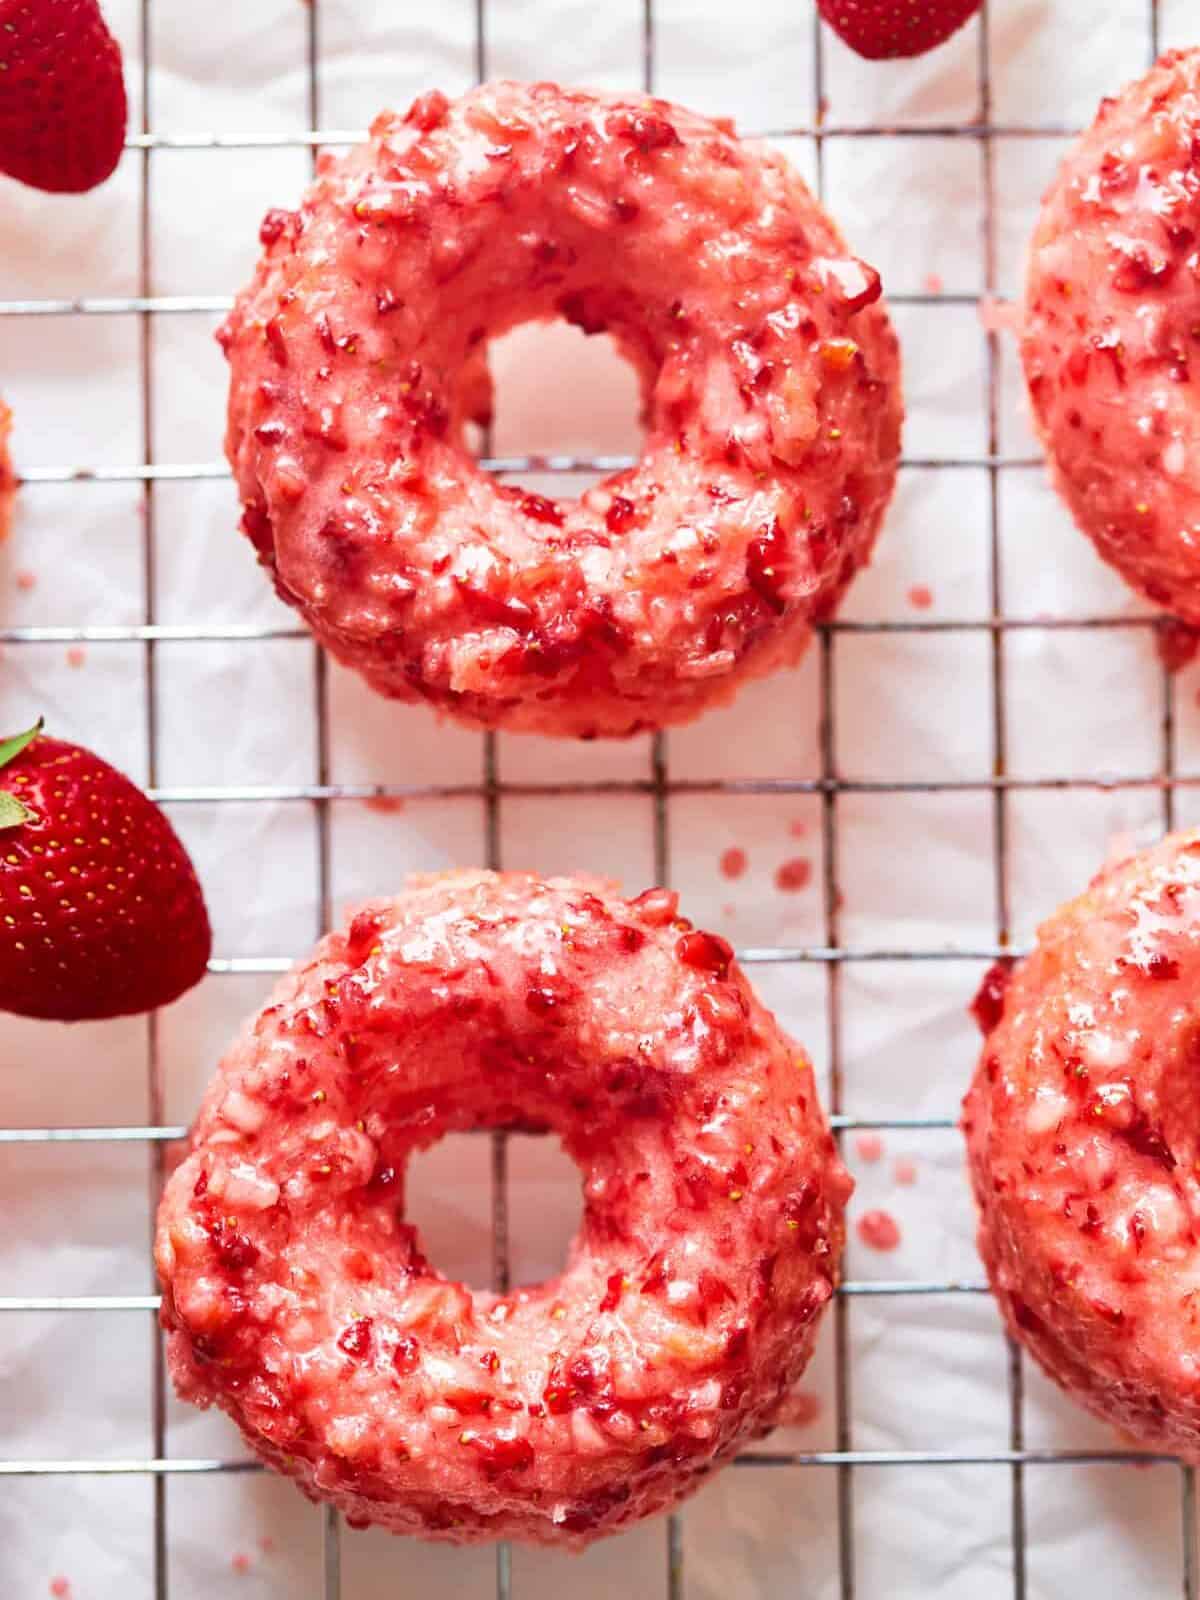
[0,720,211,1020]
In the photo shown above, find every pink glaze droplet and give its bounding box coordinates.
[778,1388,821,1428]
[857,1209,902,1252]
[15,569,36,591]
[365,795,406,814]
[775,857,812,893]
[719,846,747,880]
[49,1580,70,1599]
[893,1158,917,1187]
[258,1536,276,1554]
[66,646,86,670]
[979,294,1021,337]
[923,272,944,295]
[788,818,808,839]
[907,584,934,610]
[854,1132,884,1163]
[232,1552,252,1575]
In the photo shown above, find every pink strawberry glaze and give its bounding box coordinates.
[855,1209,901,1252]
[0,399,15,542]
[853,1131,884,1164]
[156,871,850,1545]
[1023,51,1200,621]
[219,81,902,737]
[963,832,1200,1457]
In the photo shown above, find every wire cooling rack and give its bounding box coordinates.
[2,0,1200,1596]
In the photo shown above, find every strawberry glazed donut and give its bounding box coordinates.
[963,832,1200,1457]
[1023,50,1200,620]
[219,81,902,737]
[0,398,15,541]
[155,871,850,1545]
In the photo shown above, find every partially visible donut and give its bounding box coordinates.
[963,832,1200,1457]
[155,870,850,1545]
[0,398,15,542]
[220,80,902,737]
[1023,50,1200,619]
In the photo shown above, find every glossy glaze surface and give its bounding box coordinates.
[157,871,850,1543]
[964,832,1200,1456]
[221,81,902,735]
[1024,50,1200,619]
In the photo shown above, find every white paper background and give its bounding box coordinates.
[3,0,1200,1595]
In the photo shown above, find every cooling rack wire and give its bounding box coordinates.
[1,0,1197,1596]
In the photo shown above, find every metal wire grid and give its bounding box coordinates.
[1,0,1197,1596]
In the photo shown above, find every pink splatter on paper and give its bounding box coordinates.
[258,1536,276,1555]
[365,795,405,814]
[49,1580,71,1599]
[719,846,747,880]
[775,857,812,893]
[65,646,86,670]
[979,295,1021,338]
[788,818,808,840]
[232,1551,252,1575]
[15,569,36,591]
[853,1132,884,1164]
[894,1158,917,1187]
[923,272,944,295]
[907,584,934,610]
[857,1209,902,1252]
[777,1389,822,1428]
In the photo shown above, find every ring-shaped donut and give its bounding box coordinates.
[155,871,850,1545]
[220,80,902,737]
[1023,50,1200,620]
[963,831,1200,1456]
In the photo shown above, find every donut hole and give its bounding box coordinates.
[471,319,645,487]
[403,1131,584,1294]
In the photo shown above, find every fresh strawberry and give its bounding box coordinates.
[0,0,128,194]
[816,0,982,59]
[0,721,211,1020]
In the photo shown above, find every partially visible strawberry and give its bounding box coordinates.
[0,721,211,1020]
[816,0,982,59]
[0,0,128,194]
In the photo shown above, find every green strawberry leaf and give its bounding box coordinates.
[0,718,42,774]
[0,791,33,831]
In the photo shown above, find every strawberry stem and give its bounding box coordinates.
[0,718,42,831]
[0,792,32,830]
[0,718,42,773]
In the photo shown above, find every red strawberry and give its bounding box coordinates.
[0,0,128,194]
[0,721,211,1020]
[816,0,982,59]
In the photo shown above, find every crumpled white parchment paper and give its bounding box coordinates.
[3,0,1199,1594]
